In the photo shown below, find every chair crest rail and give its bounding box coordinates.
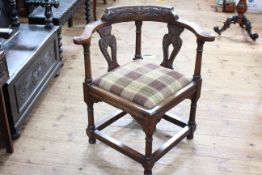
[101,6,178,24]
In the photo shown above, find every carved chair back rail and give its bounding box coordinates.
[74,6,214,175]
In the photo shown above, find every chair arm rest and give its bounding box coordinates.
[176,19,215,42]
[73,20,108,45]
[0,28,14,39]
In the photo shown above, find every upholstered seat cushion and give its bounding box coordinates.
[93,61,191,109]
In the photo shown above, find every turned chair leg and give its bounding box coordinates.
[87,102,96,144]
[144,132,153,175]
[143,118,155,175]
[68,16,73,27]
[93,0,97,21]
[187,97,198,140]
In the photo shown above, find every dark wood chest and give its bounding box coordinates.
[2,24,62,137]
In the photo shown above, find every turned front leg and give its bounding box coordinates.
[143,117,155,175]
[82,43,95,143]
[187,97,198,140]
[87,101,96,144]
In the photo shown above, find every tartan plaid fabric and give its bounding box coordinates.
[93,61,191,109]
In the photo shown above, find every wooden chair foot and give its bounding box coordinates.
[89,138,96,144]
[144,170,152,175]
[11,129,21,140]
[187,133,194,140]
[187,123,197,140]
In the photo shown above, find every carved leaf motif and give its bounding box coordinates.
[161,24,184,69]
[16,45,56,110]
[102,6,178,24]
[98,25,119,71]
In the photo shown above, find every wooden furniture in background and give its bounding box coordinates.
[0,0,62,138]
[27,0,84,27]
[0,50,13,153]
[93,0,115,20]
[222,0,236,13]
[26,0,90,62]
[74,6,215,175]
[214,0,259,41]
[16,0,28,16]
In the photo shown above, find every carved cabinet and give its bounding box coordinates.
[0,0,63,139]
[2,24,61,137]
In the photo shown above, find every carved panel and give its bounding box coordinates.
[15,41,56,111]
[160,24,184,69]
[101,6,179,24]
[97,25,119,71]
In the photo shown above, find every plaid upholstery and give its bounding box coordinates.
[93,61,191,109]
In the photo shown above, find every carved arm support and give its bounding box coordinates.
[174,19,214,92]
[192,39,205,100]
[73,20,108,45]
[25,0,59,29]
[73,21,108,84]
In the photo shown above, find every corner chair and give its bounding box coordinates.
[74,6,215,175]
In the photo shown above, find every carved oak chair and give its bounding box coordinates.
[74,6,215,175]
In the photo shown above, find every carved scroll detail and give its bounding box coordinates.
[160,24,184,69]
[101,6,178,24]
[97,25,119,71]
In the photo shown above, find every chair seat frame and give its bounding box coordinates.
[74,6,215,175]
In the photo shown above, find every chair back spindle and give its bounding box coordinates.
[134,21,143,60]
[193,39,205,81]
[83,44,93,83]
